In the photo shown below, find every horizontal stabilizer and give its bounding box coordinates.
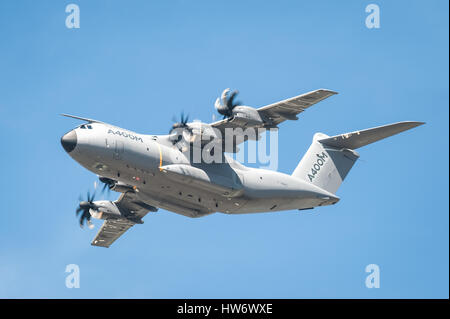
[318,121,424,149]
[292,121,424,193]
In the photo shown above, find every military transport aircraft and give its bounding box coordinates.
[61,88,423,247]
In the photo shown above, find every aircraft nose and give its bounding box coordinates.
[61,130,77,153]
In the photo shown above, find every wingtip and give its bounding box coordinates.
[406,121,426,127]
[60,114,102,123]
[319,88,338,95]
[60,113,76,119]
[388,121,425,127]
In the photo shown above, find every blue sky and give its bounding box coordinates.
[0,0,448,298]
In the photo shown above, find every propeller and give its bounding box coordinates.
[214,88,242,119]
[76,191,97,229]
[170,112,190,132]
[169,112,192,145]
[98,176,115,194]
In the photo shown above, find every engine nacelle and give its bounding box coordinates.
[171,122,222,146]
[111,181,136,193]
[100,176,136,193]
[230,106,264,127]
[89,200,122,220]
[193,122,222,144]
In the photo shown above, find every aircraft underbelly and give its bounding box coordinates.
[136,176,250,217]
[229,197,326,214]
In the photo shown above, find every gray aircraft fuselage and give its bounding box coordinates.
[62,122,338,218]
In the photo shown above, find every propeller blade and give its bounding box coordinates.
[87,190,95,202]
[79,209,91,228]
[170,111,192,143]
[76,191,97,228]
[98,177,114,195]
[215,88,242,118]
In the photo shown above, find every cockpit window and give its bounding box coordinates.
[80,124,86,129]
[87,125,92,129]
[79,124,93,129]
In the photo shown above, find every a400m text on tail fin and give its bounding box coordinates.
[291,121,424,194]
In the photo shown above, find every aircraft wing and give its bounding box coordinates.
[256,89,337,126]
[91,219,135,248]
[91,192,157,248]
[210,89,337,152]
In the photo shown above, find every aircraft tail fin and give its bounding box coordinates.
[291,121,424,194]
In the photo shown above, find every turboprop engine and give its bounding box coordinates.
[88,200,123,221]
[169,117,222,147]
[214,88,265,127]
[99,177,137,193]
[75,191,123,228]
[185,121,222,145]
